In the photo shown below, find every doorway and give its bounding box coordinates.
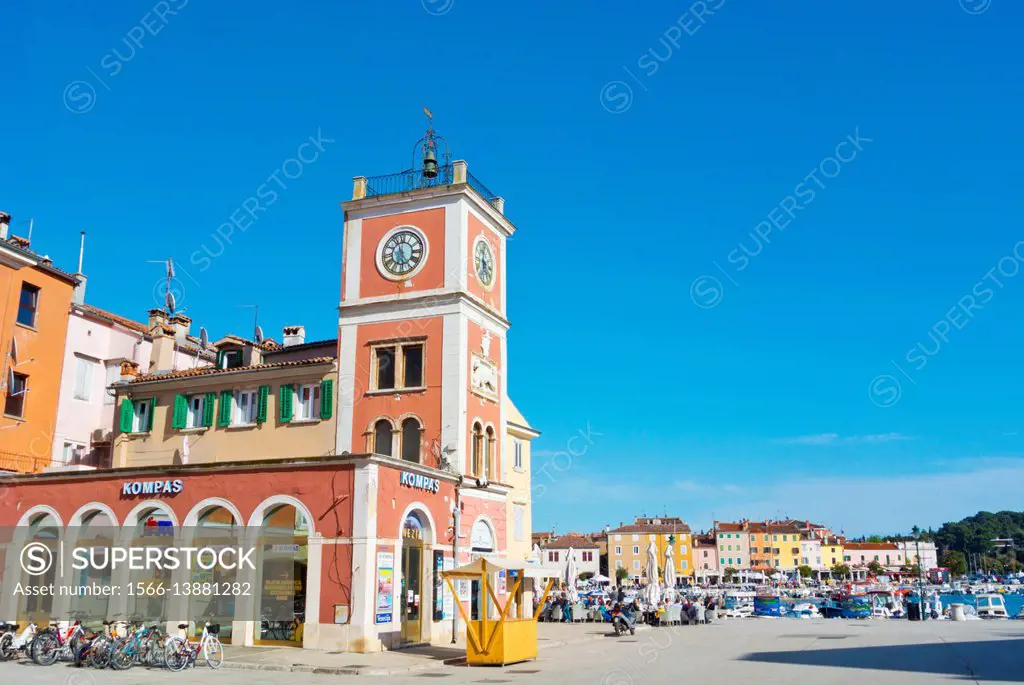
[400,513,425,643]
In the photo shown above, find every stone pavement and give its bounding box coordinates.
[220,621,633,676]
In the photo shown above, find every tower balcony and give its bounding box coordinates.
[352,161,505,215]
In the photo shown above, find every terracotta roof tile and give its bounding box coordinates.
[542,534,598,549]
[131,356,334,383]
[609,522,692,534]
[78,304,149,334]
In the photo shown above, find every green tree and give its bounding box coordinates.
[866,535,885,543]
[867,560,885,576]
[941,550,968,576]
[615,567,630,584]
[831,563,851,579]
[579,572,594,581]
[797,565,813,579]
[723,566,738,583]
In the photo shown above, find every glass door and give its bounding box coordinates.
[400,545,422,643]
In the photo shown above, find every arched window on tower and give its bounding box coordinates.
[485,426,496,480]
[472,422,483,476]
[374,419,393,457]
[401,418,421,463]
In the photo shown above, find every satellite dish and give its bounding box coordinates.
[166,258,175,279]
[165,291,176,313]
[199,327,209,348]
[9,337,18,364]
[254,325,264,344]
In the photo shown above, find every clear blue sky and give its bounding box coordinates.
[3,1,1023,536]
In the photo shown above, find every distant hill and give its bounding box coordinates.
[933,511,1023,555]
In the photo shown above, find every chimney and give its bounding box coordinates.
[0,211,9,240]
[119,360,140,381]
[283,325,306,347]
[72,232,87,305]
[148,308,167,333]
[150,324,176,372]
[170,313,191,342]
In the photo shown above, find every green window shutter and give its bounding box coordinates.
[145,400,155,432]
[279,384,293,423]
[218,390,233,427]
[171,394,187,429]
[202,392,217,427]
[320,379,334,420]
[256,385,270,424]
[118,399,134,432]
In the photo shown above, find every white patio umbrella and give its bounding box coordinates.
[529,544,541,564]
[591,573,611,585]
[663,545,676,591]
[644,542,660,605]
[566,547,579,602]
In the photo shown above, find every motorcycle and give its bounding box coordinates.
[611,603,636,636]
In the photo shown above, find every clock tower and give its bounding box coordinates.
[336,120,525,647]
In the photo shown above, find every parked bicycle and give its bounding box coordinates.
[164,622,224,671]
[30,618,85,666]
[109,622,168,670]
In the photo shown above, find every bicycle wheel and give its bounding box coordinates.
[163,637,189,672]
[31,632,59,666]
[0,633,14,661]
[109,639,135,670]
[202,637,224,669]
[87,636,113,669]
[147,635,167,667]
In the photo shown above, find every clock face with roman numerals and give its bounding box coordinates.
[380,229,425,277]
[474,238,495,288]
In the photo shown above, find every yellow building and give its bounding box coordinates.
[504,401,539,562]
[822,536,846,570]
[607,517,693,585]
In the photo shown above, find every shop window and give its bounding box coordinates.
[17,283,40,327]
[401,417,422,463]
[374,419,394,456]
[5,372,28,418]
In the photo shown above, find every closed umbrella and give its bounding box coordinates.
[529,544,541,564]
[645,542,660,605]
[566,547,579,603]
[663,545,676,592]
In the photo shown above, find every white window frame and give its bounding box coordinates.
[234,389,258,426]
[632,545,640,555]
[632,560,640,571]
[73,355,97,401]
[185,394,205,429]
[62,441,85,464]
[132,399,152,433]
[513,439,523,471]
[103,363,120,405]
[614,546,622,555]
[295,383,321,421]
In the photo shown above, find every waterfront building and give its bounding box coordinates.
[822,535,846,571]
[0,213,79,473]
[693,534,720,584]
[745,520,804,575]
[898,540,938,571]
[844,541,906,574]
[0,133,536,653]
[540,534,600,582]
[608,517,693,585]
[800,537,823,573]
[714,521,752,579]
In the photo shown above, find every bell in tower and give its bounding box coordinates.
[412,107,450,187]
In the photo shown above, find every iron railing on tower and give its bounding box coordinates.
[364,163,500,206]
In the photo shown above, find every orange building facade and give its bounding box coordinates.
[1,217,78,472]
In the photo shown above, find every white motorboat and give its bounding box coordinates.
[975,594,1009,619]
[790,602,819,618]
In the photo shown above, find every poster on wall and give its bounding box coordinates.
[375,551,394,624]
[442,557,454,620]
[498,569,506,594]
[433,551,444,621]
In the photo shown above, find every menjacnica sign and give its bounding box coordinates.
[121,479,184,496]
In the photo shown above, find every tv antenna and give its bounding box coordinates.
[236,304,260,342]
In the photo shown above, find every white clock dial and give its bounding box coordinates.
[474,238,495,287]
[380,230,425,277]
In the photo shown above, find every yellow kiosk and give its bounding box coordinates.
[442,558,559,666]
